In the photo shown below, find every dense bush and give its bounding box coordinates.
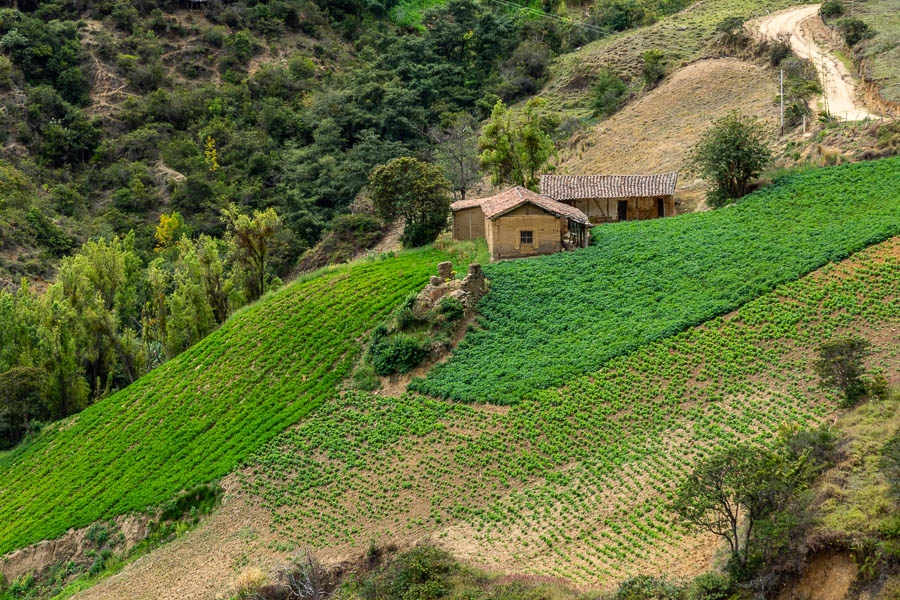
[837,18,874,46]
[591,67,628,117]
[370,331,428,376]
[820,0,843,17]
[614,575,683,600]
[439,296,464,322]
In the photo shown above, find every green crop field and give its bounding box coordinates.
[411,157,900,404]
[0,247,472,556]
[243,237,900,584]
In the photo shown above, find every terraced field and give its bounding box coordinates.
[243,236,900,585]
[0,247,470,556]
[412,157,900,403]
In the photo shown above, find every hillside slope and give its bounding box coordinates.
[412,156,900,403]
[533,0,815,117]
[74,235,900,599]
[0,247,466,556]
[556,57,779,203]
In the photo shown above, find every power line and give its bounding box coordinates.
[479,0,609,35]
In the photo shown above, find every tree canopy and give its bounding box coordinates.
[369,157,451,247]
[688,111,772,207]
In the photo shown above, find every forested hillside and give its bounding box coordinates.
[0,0,616,287]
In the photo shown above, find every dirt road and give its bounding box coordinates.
[752,4,877,121]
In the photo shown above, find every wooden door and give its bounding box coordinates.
[657,197,665,218]
[617,200,627,222]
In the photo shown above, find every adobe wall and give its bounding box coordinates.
[452,207,486,241]
[488,210,561,261]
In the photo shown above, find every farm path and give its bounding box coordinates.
[751,4,878,120]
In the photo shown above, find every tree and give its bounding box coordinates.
[813,336,871,406]
[479,98,555,191]
[369,157,451,247]
[427,113,480,202]
[641,49,666,87]
[220,204,282,302]
[669,444,801,570]
[0,367,49,449]
[688,111,772,207]
[591,67,628,117]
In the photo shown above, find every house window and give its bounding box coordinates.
[520,230,534,246]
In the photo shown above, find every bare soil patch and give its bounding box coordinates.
[557,58,779,209]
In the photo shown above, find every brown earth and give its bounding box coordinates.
[1,514,151,583]
[556,58,779,212]
[749,5,878,121]
[777,551,858,600]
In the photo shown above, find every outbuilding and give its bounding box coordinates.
[539,173,678,224]
[451,186,593,262]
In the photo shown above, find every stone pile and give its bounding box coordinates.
[413,262,488,318]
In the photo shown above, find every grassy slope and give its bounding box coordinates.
[534,0,815,118]
[854,0,900,103]
[242,237,900,586]
[0,247,475,556]
[412,157,900,404]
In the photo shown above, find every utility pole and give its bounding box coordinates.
[780,68,784,136]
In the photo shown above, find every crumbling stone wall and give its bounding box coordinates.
[413,262,488,318]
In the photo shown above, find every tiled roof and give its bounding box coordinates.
[449,196,484,211]
[452,186,592,226]
[539,173,678,200]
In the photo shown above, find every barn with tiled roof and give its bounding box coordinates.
[539,173,678,224]
[450,186,592,261]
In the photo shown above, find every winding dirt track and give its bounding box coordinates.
[752,4,877,121]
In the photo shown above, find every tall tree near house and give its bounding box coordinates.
[369,157,451,247]
[221,204,282,303]
[688,111,772,208]
[427,113,480,202]
[479,98,555,191]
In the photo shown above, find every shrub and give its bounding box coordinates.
[353,364,380,391]
[368,546,455,600]
[820,0,843,17]
[234,566,268,599]
[370,334,427,376]
[813,336,871,407]
[439,296,464,322]
[836,18,874,47]
[591,67,628,117]
[288,54,316,80]
[641,49,666,88]
[876,122,900,153]
[395,305,415,330]
[688,572,733,600]
[614,575,683,600]
[25,207,72,256]
[769,39,791,66]
[85,521,115,548]
[881,434,900,501]
[593,0,647,32]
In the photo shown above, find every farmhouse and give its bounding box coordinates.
[451,186,593,262]
[539,173,678,224]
